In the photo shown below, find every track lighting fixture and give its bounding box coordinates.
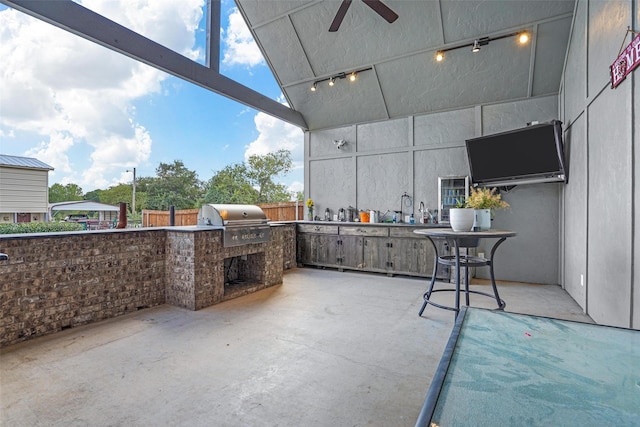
[434,30,530,62]
[310,67,372,92]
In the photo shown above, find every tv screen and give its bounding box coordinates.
[465,120,566,187]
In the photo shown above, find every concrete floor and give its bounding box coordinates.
[1,268,592,427]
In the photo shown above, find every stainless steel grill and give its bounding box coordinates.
[198,204,270,247]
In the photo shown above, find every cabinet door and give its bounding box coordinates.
[297,233,318,265]
[297,233,340,267]
[316,234,340,266]
[415,239,436,277]
[363,237,389,272]
[388,238,421,275]
[338,235,364,269]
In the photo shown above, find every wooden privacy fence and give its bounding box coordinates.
[143,209,199,227]
[142,202,303,227]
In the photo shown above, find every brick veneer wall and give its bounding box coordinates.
[0,223,296,347]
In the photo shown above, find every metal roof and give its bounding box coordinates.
[50,200,120,211]
[0,154,54,171]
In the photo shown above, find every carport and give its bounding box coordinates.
[49,200,120,228]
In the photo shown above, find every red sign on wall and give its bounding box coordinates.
[611,32,640,88]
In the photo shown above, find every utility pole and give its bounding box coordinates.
[127,167,136,215]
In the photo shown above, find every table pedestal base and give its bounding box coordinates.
[418,237,507,317]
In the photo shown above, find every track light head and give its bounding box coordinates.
[311,82,317,92]
[518,32,529,44]
[349,72,357,82]
[435,51,444,62]
[329,77,335,86]
[471,40,480,52]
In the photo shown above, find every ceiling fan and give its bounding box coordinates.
[329,0,399,32]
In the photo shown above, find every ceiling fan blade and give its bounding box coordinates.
[329,0,352,32]
[362,0,398,23]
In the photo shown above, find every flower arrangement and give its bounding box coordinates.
[306,198,314,220]
[465,187,509,210]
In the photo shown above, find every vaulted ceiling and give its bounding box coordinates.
[236,0,574,131]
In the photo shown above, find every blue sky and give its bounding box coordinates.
[0,0,304,195]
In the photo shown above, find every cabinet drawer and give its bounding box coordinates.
[297,224,339,234]
[390,227,428,239]
[340,226,389,237]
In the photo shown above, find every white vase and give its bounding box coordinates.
[449,208,475,232]
[473,209,491,231]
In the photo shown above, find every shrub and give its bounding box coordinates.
[0,222,85,234]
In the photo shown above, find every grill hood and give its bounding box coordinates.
[198,204,268,227]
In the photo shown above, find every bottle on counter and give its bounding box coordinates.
[409,213,415,224]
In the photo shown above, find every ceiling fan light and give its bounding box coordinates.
[435,51,444,62]
[471,40,480,52]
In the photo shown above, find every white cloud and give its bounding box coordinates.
[222,7,264,67]
[244,111,304,162]
[0,1,204,191]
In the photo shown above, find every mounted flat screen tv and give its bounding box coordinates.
[465,120,567,187]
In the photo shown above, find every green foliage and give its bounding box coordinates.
[84,189,103,202]
[205,150,293,204]
[49,183,83,203]
[246,150,292,203]
[295,191,304,201]
[99,184,133,206]
[204,163,258,204]
[0,222,84,234]
[146,160,204,210]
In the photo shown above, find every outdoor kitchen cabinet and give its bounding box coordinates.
[296,223,446,279]
[297,224,340,267]
[388,228,437,277]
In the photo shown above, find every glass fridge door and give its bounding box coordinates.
[438,176,469,223]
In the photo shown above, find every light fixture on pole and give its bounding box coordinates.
[126,167,136,216]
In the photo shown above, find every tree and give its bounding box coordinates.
[204,164,258,204]
[84,189,103,202]
[205,150,293,204]
[146,160,203,210]
[49,183,83,203]
[99,184,133,207]
[246,150,292,203]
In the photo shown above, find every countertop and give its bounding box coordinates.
[296,220,448,228]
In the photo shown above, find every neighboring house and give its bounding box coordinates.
[0,154,54,223]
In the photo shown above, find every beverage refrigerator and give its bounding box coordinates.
[438,176,470,224]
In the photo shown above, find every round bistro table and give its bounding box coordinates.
[413,228,516,317]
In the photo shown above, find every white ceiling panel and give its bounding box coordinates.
[532,17,573,95]
[440,0,574,43]
[237,0,575,130]
[254,18,316,85]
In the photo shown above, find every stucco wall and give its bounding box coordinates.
[560,0,637,328]
[306,95,561,285]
